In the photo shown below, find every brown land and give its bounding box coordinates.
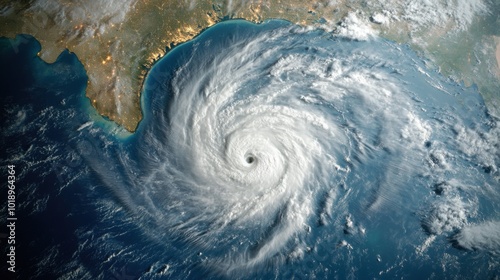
[1,0,498,131]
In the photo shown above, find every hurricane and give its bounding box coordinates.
[2,19,499,279]
[80,20,500,276]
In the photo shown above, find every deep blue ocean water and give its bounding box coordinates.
[1,20,499,279]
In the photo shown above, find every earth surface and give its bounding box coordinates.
[1,1,500,279]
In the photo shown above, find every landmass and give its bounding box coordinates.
[1,0,499,131]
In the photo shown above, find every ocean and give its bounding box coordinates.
[1,19,499,279]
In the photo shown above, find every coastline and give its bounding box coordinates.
[1,1,499,133]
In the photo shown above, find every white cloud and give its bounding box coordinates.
[28,0,138,37]
[337,12,378,40]
[452,220,500,253]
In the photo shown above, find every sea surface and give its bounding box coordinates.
[1,20,499,279]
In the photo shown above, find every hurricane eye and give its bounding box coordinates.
[246,156,255,164]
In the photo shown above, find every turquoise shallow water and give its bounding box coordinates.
[1,20,499,279]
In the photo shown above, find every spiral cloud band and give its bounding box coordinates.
[96,20,499,275]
